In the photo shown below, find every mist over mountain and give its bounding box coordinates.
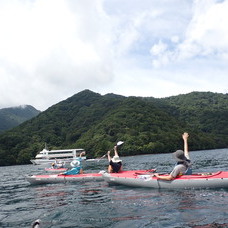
[0,105,41,134]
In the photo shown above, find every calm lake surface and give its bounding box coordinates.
[1,148,228,228]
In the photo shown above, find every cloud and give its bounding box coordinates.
[0,0,115,110]
[0,0,227,111]
[150,0,228,65]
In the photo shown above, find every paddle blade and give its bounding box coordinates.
[116,141,124,146]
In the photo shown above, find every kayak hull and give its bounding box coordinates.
[44,168,68,172]
[26,173,103,185]
[44,168,68,173]
[26,169,155,185]
[102,171,228,189]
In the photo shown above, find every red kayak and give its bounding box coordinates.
[26,169,156,185]
[44,167,68,173]
[102,171,228,189]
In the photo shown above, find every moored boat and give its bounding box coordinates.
[30,147,86,165]
[102,171,228,189]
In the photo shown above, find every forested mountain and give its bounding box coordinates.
[0,105,41,134]
[0,90,227,166]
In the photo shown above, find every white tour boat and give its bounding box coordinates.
[30,147,86,166]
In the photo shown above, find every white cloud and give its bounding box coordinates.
[151,0,228,65]
[0,0,115,110]
[0,0,227,111]
[150,40,167,56]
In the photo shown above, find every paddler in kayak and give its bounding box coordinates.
[107,145,123,173]
[154,132,192,180]
[62,151,85,175]
[51,159,65,169]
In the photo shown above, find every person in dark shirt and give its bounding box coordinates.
[107,146,122,173]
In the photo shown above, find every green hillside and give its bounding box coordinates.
[0,105,41,134]
[0,90,227,166]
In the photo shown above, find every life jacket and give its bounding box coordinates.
[110,160,122,173]
[175,159,192,175]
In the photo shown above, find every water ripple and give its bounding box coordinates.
[0,149,228,227]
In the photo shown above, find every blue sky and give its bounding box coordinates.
[0,0,227,111]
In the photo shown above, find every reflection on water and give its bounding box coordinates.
[33,185,70,209]
[78,182,111,205]
[191,222,228,228]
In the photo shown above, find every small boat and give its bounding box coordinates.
[44,167,68,173]
[102,171,228,189]
[26,170,155,185]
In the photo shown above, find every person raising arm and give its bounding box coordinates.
[107,146,123,173]
[62,151,86,175]
[154,132,191,181]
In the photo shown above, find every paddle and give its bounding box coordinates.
[115,141,124,147]
[97,141,124,162]
[134,169,156,175]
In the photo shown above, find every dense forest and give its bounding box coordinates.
[0,90,227,166]
[0,105,40,134]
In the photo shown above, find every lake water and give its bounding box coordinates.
[0,148,228,228]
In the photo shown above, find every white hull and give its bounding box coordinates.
[102,171,228,189]
[30,147,86,166]
[30,157,86,166]
[26,173,103,185]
